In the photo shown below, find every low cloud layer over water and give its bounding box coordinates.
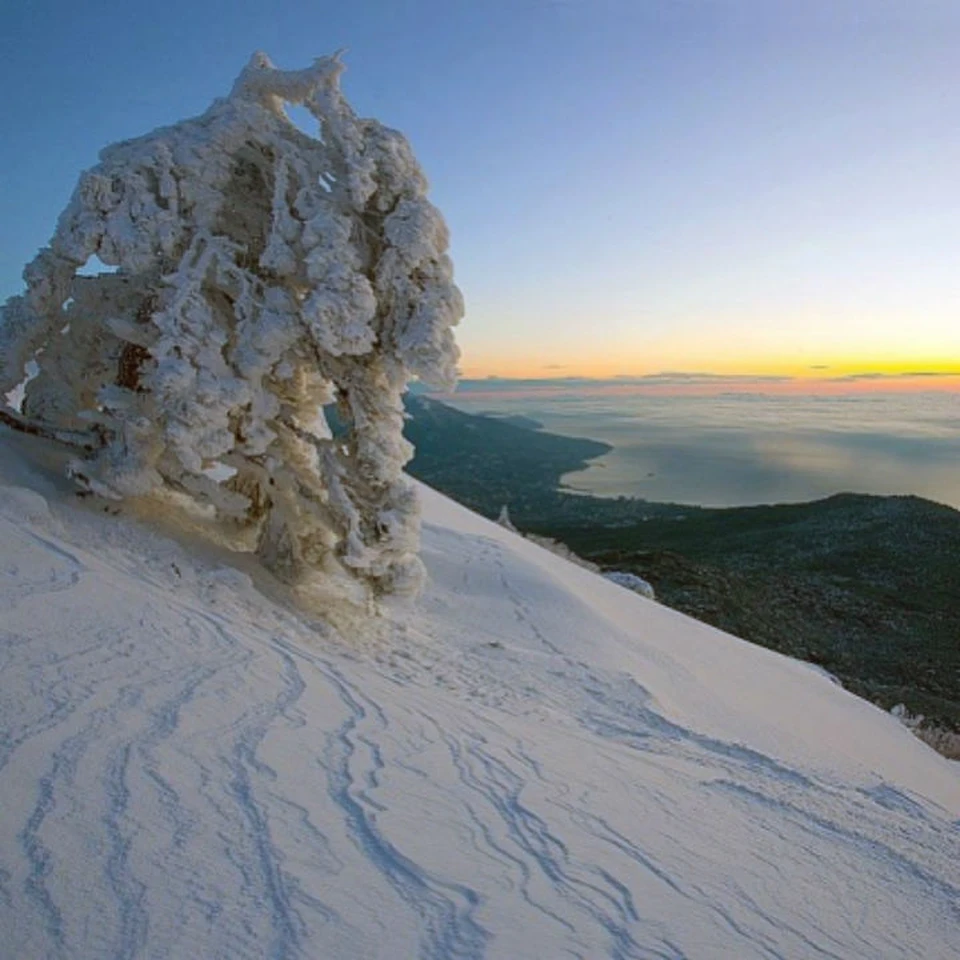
[440,386,960,509]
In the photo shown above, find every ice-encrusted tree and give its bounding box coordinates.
[0,53,462,602]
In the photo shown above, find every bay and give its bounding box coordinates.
[441,389,960,509]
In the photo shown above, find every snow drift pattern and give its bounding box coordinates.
[0,53,462,599]
[0,435,957,959]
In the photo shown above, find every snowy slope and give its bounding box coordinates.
[1,430,958,960]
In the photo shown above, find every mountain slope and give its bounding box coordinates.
[400,396,960,737]
[0,429,958,959]
[556,493,960,731]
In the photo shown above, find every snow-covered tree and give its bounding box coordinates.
[0,53,462,602]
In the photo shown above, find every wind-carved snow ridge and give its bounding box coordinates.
[0,52,462,605]
[0,444,957,959]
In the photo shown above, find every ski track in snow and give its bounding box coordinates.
[0,480,958,960]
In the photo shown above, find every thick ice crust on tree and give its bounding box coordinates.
[0,53,463,600]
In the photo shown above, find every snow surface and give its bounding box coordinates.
[0,428,958,959]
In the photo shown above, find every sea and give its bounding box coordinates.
[439,387,960,510]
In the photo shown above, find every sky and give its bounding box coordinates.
[2,0,959,386]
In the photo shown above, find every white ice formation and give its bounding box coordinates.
[0,53,462,601]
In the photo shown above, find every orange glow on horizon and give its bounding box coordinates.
[448,357,960,397]
[437,375,960,402]
[455,353,960,393]
[458,355,960,380]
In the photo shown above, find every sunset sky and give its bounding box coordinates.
[2,1,958,388]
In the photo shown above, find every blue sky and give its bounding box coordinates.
[2,1,959,378]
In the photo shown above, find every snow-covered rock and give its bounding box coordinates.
[603,569,656,600]
[0,428,958,959]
